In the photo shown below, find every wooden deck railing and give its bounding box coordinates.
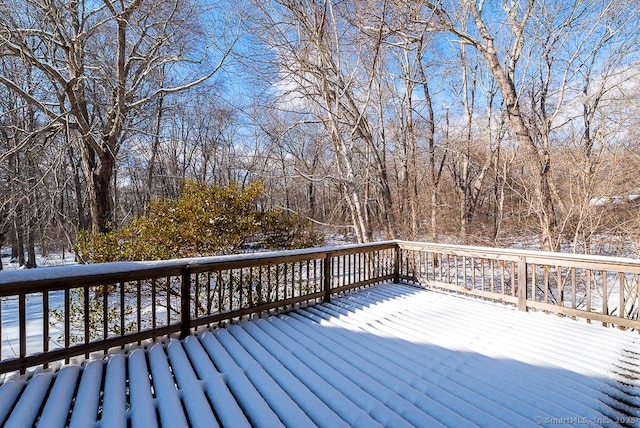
[2,240,640,375]
[0,242,395,374]
[397,241,640,330]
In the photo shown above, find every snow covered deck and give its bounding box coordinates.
[2,282,640,427]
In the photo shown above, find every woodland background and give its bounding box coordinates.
[2,0,640,268]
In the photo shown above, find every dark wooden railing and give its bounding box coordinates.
[0,242,395,374]
[2,240,640,375]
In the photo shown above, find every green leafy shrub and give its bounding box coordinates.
[260,209,323,250]
[76,181,323,262]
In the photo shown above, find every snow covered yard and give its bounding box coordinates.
[1,282,639,427]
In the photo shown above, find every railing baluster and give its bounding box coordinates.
[152,278,157,334]
[19,292,26,373]
[103,285,108,341]
[218,270,224,313]
[343,255,347,286]
[248,267,253,308]
[64,288,70,362]
[276,264,289,299]
[393,246,400,284]
[84,286,90,354]
[267,265,272,304]
[306,260,311,295]
[619,272,625,320]
[586,269,592,323]
[345,256,349,286]
[531,264,536,298]
[299,261,303,296]
[137,280,142,335]
[180,268,191,339]
[316,259,320,293]
[238,268,243,308]
[291,262,302,297]
[207,272,213,314]
[43,290,49,364]
[166,276,171,325]
[544,266,549,303]
[194,273,199,319]
[511,262,516,297]
[490,260,495,293]
[571,268,576,311]
[324,252,332,302]
[258,266,263,308]
[120,281,126,344]
[471,257,475,289]
[602,270,608,324]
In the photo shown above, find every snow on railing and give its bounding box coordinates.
[0,242,395,375]
[3,239,639,375]
[398,241,640,330]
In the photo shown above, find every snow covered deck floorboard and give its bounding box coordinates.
[2,282,640,427]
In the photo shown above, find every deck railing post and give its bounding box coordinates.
[394,243,401,284]
[180,267,192,339]
[517,256,527,312]
[323,252,332,303]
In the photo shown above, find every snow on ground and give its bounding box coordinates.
[0,248,78,271]
[1,282,639,427]
[0,292,65,358]
[0,293,170,361]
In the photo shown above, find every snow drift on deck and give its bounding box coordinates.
[2,283,640,427]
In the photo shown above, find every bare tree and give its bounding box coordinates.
[0,0,233,232]
[420,0,640,250]
[249,0,375,242]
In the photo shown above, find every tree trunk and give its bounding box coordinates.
[417,41,443,243]
[15,217,25,267]
[86,149,116,233]
[10,226,18,261]
[146,92,165,209]
[26,223,36,268]
[459,156,469,241]
[69,147,87,231]
[462,2,560,251]
[334,137,370,243]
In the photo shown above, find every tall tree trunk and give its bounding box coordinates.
[26,221,36,268]
[146,90,165,210]
[10,224,18,261]
[332,133,370,243]
[85,147,116,233]
[401,42,419,238]
[69,147,87,231]
[456,0,560,250]
[417,38,444,243]
[15,215,25,267]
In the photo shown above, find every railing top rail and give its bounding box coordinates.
[0,241,397,294]
[3,239,640,292]
[397,240,640,270]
